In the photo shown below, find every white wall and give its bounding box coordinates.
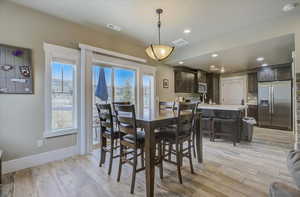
[0,1,171,161]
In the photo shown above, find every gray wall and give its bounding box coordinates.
[0,1,175,161]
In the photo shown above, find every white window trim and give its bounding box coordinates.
[43,43,80,138]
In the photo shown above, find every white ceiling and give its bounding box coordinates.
[7,0,300,72]
[177,34,295,73]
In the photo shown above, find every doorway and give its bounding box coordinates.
[220,76,247,105]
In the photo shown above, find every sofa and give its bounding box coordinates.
[269,150,300,197]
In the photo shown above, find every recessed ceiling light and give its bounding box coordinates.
[179,61,184,65]
[283,3,297,12]
[256,57,264,62]
[183,29,191,34]
[262,63,268,67]
[106,24,122,31]
[211,53,219,58]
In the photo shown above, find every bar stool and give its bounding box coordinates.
[212,118,238,146]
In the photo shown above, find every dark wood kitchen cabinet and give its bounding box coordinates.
[206,73,220,104]
[248,72,257,93]
[257,64,291,82]
[257,68,275,82]
[274,66,292,81]
[174,68,197,93]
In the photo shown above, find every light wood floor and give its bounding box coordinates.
[0,127,297,197]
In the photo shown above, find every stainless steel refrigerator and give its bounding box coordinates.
[258,81,292,130]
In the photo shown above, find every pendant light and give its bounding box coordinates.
[145,9,175,61]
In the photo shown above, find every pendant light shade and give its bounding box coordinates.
[145,44,175,61]
[146,9,174,61]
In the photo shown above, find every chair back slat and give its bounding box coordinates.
[112,102,130,112]
[96,103,114,135]
[115,104,138,140]
[159,101,175,112]
[175,103,197,139]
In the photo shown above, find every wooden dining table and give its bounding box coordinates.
[134,111,203,197]
[101,110,203,197]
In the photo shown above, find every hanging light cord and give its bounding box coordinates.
[157,11,161,45]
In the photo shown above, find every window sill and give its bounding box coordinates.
[44,129,78,138]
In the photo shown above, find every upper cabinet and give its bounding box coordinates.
[248,72,257,93]
[257,64,292,82]
[174,68,197,93]
[257,68,275,82]
[275,66,292,81]
[206,73,220,104]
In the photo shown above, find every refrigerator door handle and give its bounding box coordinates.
[272,86,274,114]
[269,86,272,114]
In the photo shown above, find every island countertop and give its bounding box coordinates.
[197,104,246,111]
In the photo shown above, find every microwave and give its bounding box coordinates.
[198,82,207,93]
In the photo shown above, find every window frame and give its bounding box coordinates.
[44,43,80,138]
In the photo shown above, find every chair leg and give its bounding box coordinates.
[99,136,106,167]
[108,139,114,175]
[130,150,138,194]
[192,131,196,157]
[158,142,163,179]
[180,143,183,167]
[117,144,123,182]
[141,148,145,168]
[168,144,172,161]
[233,132,237,147]
[176,144,183,184]
[188,140,194,174]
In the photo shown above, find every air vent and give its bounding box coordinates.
[106,24,122,31]
[171,38,189,47]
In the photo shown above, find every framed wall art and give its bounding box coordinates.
[0,44,33,94]
[163,79,169,88]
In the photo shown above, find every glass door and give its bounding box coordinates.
[142,74,155,118]
[92,66,112,148]
[91,66,136,149]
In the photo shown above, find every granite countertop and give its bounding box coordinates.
[198,104,247,111]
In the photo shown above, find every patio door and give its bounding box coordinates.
[91,65,137,148]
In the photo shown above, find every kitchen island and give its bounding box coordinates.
[197,104,247,143]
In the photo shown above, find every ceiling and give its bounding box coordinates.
[7,0,300,72]
[176,34,295,73]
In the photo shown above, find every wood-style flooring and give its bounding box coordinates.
[0,127,297,197]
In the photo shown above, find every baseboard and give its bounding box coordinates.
[2,146,78,174]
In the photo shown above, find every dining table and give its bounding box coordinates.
[135,111,203,197]
[101,110,203,197]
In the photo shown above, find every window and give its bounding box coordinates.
[114,68,136,104]
[51,62,75,130]
[44,43,79,138]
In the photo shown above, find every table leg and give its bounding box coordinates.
[144,123,155,197]
[196,113,203,163]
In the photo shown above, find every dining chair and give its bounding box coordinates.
[96,103,122,175]
[115,104,163,194]
[161,102,197,184]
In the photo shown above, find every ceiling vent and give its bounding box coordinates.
[106,24,122,31]
[171,38,189,47]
